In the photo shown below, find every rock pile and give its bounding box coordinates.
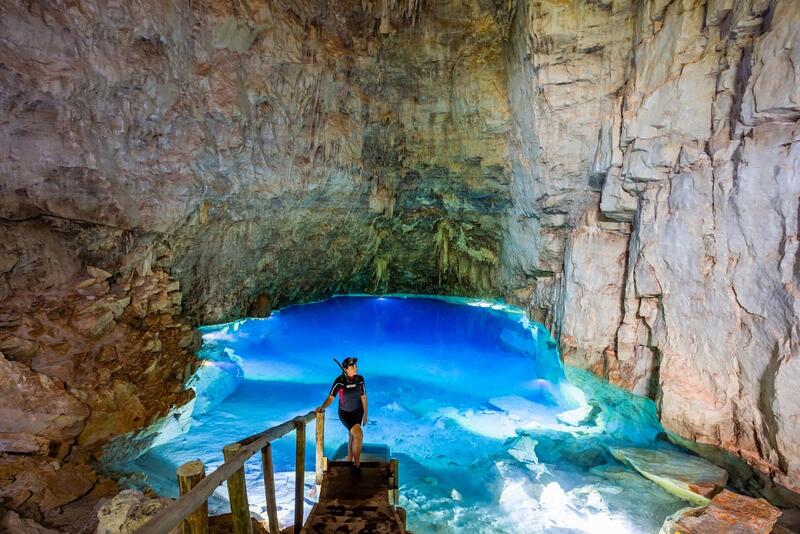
[0,263,198,530]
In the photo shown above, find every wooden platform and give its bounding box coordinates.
[300,460,407,533]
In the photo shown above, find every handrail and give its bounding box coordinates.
[136,410,317,534]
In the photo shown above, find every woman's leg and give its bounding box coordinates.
[350,424,363,466]
[347,432,354,462]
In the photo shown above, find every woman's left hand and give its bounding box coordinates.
[362,414,368,426]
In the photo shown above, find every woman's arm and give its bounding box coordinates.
[361,394,368,425]
[316,395,334,413]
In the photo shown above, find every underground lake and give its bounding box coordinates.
[107,295,707,533]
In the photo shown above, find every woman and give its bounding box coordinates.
[316,357,368,469]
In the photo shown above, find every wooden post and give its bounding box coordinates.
[223,444,253,534]
[315,410,325,485]
[294,417,306,533]
[261,444,280,534]
[176,460,208,534]
[389,458,399,506]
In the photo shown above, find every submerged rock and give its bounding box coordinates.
[610,446,729,505]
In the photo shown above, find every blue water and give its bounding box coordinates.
[113,296,689,532]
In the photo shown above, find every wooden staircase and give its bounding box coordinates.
[134,412,407,534]
[302,443,406,533]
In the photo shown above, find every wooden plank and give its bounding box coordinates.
[261,444,280,534]
[294,417,306,534]
[240,411,314,446]
[301,460,406,533]
[224,443,253,534]
[389,459,399,506]
[177,460,208,534]
[135,411,315,534]
[315,411,324,485]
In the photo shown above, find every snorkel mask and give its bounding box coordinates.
[333,357,358,375]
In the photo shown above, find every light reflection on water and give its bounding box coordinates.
[112,296,687,533]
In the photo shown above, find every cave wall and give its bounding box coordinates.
[0,0,515,528]
[1,0,513,325]
[503,0,800,495]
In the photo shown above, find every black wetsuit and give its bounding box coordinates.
[329,374,366,430]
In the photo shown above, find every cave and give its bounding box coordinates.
[1,0,799,533]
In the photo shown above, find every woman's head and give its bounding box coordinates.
[342,356,358,377]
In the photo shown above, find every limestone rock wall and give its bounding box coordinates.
[501,0,634,286]
[0,1,514,528]
[1,0,512,324]
[504,0,800,496]
[612,0,800,496]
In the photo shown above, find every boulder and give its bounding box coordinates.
[0,510,59,533]
[94,490,176,534]
[0,353,89,444]
[664,490,782,534]
[0,455,96,516]
[609,446,728,505]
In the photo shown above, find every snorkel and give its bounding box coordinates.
[334,357,357,378]
[333,357,345,376]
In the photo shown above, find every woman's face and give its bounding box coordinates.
[345,364,357,378]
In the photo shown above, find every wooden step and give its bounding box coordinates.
[301,459,406,533]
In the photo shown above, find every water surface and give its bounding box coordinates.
[115,296,688,532]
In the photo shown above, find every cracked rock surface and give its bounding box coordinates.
[504,0,800,499]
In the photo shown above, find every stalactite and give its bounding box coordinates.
[434,219,498,291]
[363,0,424,34]
[373,256,390,291]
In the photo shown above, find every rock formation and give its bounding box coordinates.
[661,489,782,534]
[502,0,800,500]
[1,0,799,530]
[1,0,515,528]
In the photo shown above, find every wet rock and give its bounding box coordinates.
[664,490,782,534]
[610,446,729,505]
[555,403,599,428]
[534,434,609,471]
[506,435,546,479]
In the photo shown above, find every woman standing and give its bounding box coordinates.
[316,357,368,469]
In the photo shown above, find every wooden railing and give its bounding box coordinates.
[136,410,325,534]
